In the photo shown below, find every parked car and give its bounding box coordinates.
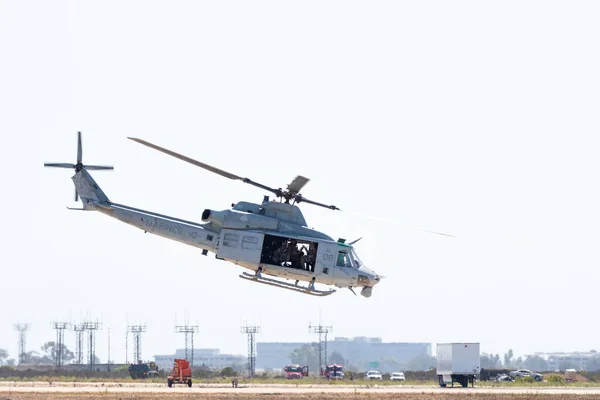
[366,370,383,380]
[390,372,405,381]
[509,369,543,381]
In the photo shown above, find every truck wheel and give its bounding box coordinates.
[187,379,192,387]
[438,376,446,387]
[461,377,468,388]
[167,379,172,387]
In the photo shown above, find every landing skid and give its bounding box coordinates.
[239,272,336,297]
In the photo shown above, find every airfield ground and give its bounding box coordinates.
[4,382,600,400]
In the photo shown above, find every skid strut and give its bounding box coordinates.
[239,272,336,297]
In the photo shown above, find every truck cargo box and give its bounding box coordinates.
[436,343,480,375]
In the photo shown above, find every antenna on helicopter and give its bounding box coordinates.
[44,132,114,201]
[128,137,340,211]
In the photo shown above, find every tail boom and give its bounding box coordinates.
[72,169,218,252]
[101,204,218,251]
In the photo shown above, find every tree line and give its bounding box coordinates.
[0,342,100,366]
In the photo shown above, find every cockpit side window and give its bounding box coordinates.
[336,251,353,268]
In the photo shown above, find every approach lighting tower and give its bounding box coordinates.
[83,321,101,369]
[309,322,332,376]
[14,323,28,365]
[52,322,69,370]
[72,323,86,364]
[128,325,147,364]
[174,324,198,366]
[240,324,261,377]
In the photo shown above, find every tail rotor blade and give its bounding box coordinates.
[44,132,113,202]
[44,163,75,169]
[77,131,82,164]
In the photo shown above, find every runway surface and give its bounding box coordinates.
[2,381,600,395]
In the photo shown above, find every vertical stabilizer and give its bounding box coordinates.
[72,170,110,209]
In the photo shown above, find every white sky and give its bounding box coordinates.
[1,0,599,364]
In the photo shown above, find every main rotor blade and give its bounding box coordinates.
[44,163,75,168]
[295,195,339,211]
[344,210,455,238]
[128,137,282,197]
[401,225,455,237]
[85,165,114,170]
[77,131,82,164]
[287,176,309,196]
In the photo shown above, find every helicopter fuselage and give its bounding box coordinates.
[75,172,380,297]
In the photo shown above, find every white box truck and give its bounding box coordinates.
[436,343,480,388]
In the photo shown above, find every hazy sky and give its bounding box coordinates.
[1,0,599,365]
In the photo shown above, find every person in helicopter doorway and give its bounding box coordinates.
[306,245,317,273]
[299,243,309,271]
[272,239,290,266]
[289,239,303,269]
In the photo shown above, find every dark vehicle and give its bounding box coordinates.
[129,361,159,379]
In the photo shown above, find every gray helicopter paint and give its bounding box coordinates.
[72,170,110,208]
[69,167,379,295]
[216,229,265,264]
[231,202,333,241]
[233,200,307,227]
[100,205,219,251]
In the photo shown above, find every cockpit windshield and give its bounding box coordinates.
[350,248,364,268]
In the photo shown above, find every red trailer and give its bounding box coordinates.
[168,359,193,387]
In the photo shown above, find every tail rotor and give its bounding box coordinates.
[44,132,114,201]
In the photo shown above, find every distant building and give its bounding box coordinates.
[256,342,305,372]
[257,338,431,372]
[531,351,600,371]
[153,348,245,371]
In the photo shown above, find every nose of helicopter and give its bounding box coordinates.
[359,266,382,286]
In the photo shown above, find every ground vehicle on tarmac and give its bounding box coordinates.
[436,342,480,388]
[284,364,309,379]
[509,369,543,381]
[128,361,159,379]
[167,359,192,387]
[390,372,405,381]
[366,370,383,380]
[323,364,344,379]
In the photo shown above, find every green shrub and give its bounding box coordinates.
[516,376,535,383]
[547,375,565,385]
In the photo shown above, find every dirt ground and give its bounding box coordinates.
[4,392,600,400]
[1,394,600,400]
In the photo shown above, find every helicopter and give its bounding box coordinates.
[45,132,385,297]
